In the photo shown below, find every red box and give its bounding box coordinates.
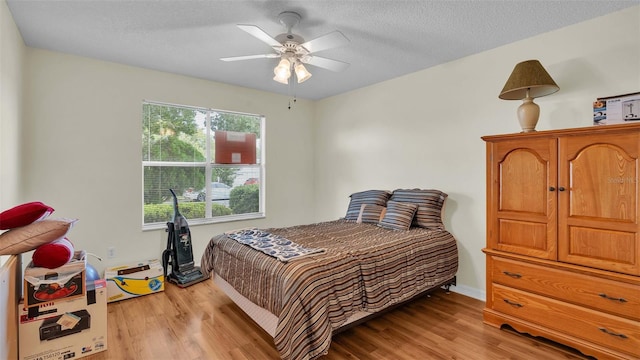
[215,131,256,164]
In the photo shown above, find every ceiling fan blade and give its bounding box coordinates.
[300,31,350,53]
[237,24,282,49]
[304,56,350,72]
[220,54,280,62]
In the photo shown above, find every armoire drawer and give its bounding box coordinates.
[491,284,640,358]
[490,256,640,320]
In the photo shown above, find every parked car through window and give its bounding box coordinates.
[183,182,231,202]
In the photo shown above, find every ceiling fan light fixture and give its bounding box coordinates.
[223,11,350,88]
[273,58,291,84]
[295,62,312,83]
[273,74,289,84]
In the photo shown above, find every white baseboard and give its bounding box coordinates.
[449,284,485,302]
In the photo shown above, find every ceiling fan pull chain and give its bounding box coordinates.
[292,73,298,108]
[287,75,294,110]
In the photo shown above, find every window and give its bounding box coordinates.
[142,101,264,228]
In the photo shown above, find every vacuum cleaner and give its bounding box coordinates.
[162,189,209,288]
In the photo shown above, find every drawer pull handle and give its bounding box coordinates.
[598,327,629,339]
[503,271,522,279]
[503,299,523,308]
[598,293,628,303]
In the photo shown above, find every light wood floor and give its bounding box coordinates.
[88,280,593,360]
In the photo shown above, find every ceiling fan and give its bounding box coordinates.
[221,11,350,85]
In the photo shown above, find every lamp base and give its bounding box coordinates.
[517,97,540,132]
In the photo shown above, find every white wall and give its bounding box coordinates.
[0,0,24,214]
[0,0,25,358]
[21,49,317,274]
[314,6,640,300]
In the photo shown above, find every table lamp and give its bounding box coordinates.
[499,60,559,132]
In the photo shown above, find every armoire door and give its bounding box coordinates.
[558,131,640,275]
[487,137,558,260]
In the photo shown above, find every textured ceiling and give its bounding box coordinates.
[6,0,638,100]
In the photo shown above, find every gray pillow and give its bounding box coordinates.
[378,201,419,230]
[390,189,447,229]
[345,190,391,221]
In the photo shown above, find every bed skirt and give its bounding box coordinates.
[213,271,456,337]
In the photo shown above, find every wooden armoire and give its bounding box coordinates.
[482,123,640,360]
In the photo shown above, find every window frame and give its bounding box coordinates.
[142,100,265,230]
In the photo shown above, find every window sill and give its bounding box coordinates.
[142,212,265,231]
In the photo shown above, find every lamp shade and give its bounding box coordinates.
[273,58,291,84]
[294,62,312,83]
[499,60,559,100]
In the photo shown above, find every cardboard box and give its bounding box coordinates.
[18,279,107,360]
[214,130,257,164]
[594,92,640,125]
[24,251,86,308]
[104,259,164,303]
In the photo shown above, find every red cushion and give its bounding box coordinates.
[0,202,54,230]
[32,237,74,269]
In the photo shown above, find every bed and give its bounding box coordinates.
[200,189,459,360]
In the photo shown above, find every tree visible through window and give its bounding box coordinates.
[142,101,264,227]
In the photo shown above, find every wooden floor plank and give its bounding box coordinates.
[87,280,593,360]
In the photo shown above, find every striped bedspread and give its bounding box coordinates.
[201,220,458,360]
